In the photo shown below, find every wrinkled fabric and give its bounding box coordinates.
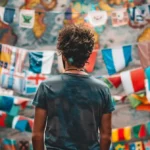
[33,74,115,150]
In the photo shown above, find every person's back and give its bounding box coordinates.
[32,25,115,150]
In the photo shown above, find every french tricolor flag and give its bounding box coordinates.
[102,45,132,75]
[121,68,145,94]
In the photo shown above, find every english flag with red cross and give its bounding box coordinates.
[26,72,48,85]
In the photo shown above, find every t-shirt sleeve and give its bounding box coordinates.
[32,82,47,110]
[103,87,115,114]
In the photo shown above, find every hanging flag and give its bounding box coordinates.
[129,141,145,150]
[3,7,15,24]
[146,122,150,135]
[0,96,14,112]
[0,68,26,93]
[3,139,17,150]
[128,95,142,108]
[132,124,147,138]
[121,68,145,94]
[107,74,121,88]
[85,51,98,73]
[14,98,29,109]
[27,72,48,85]
[87,10,108,27]
[0,6,15,24]
[0,111,7,127]
[12,116,33,132]
[0,87,14,96]
[0,44,27,73]
[102,45,132,75]
[111,8,129,27]
[23,84,38,96]
[113,142,129,150]
[19,9,35,28]
[128,4,150,28]
[138,41,150,69]
[112,126,131,142]
[136,104,150,112]
[0,44,12,73]
[29,51,55,74]
[10,46,27,73]
[144,140,150,150]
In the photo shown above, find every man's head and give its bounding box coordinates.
[57,25,94,68]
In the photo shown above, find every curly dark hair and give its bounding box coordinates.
[57,25,95,68]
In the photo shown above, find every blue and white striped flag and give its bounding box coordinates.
[29,51,55,74]
[102,45,132,75]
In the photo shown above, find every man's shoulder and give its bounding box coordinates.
[42,75,63,84]
[90,76,109,89]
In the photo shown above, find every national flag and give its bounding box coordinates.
[0,44,27,73]
[132,124,147,138]
[129,141,145,150]
[112,127,131,142]
[12,116,33,132]
[102,45,132,75]
[113,142,129,150]
[10,46,27,73]
[0,96,14,112]
[0,87,14,96]
[138,41,150,69]
[0,7,15,24]
[19,9,35,28]
[5,114,14,128]
[121,68,145,94]
[14,98,29,109]
[87,10,108,27]
[111,8,129,27]
[144,140,150,150]
[29,51,55,74]
[27,72,48,85]
[0,44,12,73]
[23,84,38,96]
[128,95,142,108]
[3,139,17,150]
[0,111,7,127]
[85,51,98,73]
[0,68,26,93]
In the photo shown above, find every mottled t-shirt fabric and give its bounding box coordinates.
[32,73,115,150]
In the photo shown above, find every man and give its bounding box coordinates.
[32,25,115,150]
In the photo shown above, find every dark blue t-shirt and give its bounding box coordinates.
[32,73,115,150]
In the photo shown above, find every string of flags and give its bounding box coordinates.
[0,111,33,132]
[112,122,150,143]
[112,140,150,150]
[1,40,150,99]
[0,137,149,150]
[0,110,149,146]
[0,3,150,29]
